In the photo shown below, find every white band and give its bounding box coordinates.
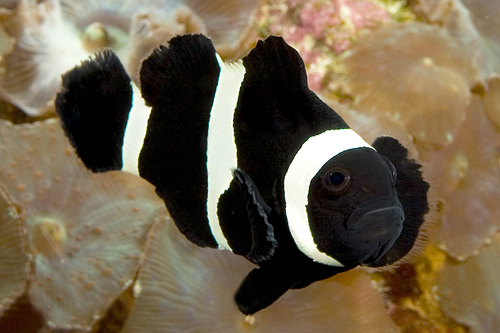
[284,128,374,266]
[122,83,151,175]
[206,56,246,250]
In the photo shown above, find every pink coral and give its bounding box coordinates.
[262,0,393,92]
[277,0,390,52]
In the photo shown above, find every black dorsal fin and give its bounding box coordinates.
[243,36,308,93]
[238,36,347,128]
[233,36,348,220]
[55,50,132,172]
[139,34,220,248]
[367,136,430,267]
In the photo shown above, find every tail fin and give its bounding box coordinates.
[55,50,133,172]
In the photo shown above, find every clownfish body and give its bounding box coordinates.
[56,35,429,314]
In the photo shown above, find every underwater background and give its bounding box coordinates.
[0,0,498,332]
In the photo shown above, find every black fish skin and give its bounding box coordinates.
[55,34,430,316]
[55,50,132,172]
[219,36,355,314]
[139,35,221,248]
[232,168,277,263]
[307,148,404,266]
[368,137,430,267]
[220,36,351,259]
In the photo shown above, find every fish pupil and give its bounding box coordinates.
[329,172,345,186]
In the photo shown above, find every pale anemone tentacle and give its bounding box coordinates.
[0,0,259,116]
[0,0,88,116]
[184,0,260,59]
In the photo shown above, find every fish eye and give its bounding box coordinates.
[329,172,345,186]
[323,166,351,192]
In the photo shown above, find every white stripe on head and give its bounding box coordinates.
[206,55,246,250]
[122,83,151,175]
[284,128,374,266]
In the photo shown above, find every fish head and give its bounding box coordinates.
[306,147,404,266]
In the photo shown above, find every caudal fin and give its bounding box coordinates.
[55,50,133,172]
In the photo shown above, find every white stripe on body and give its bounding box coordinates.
[206,56,246,250]
[284,129,374,266]
[122,83,151,175]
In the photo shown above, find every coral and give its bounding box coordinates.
[0,119,167,330]
[262,0,393,53]
[340,21,479,152]
[374,246,468,332]
[257,0,402,92]
[122,219,399,333]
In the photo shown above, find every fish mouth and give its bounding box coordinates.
[345,196,404,262]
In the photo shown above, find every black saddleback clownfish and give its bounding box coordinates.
[55,34,429,315]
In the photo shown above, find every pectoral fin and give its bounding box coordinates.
[233,169,278,263]
[369,136,430,266]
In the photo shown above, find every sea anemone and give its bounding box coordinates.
[340,22,479,152]
[326,98,419,159]
[0,0,259,116]
[413,0,500,78]
[481,75,500,130]
[0,119,167,330]
[0,187,31,316]
[437,232,500,332]
[122,217,399,332]
[422,95,500,261]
